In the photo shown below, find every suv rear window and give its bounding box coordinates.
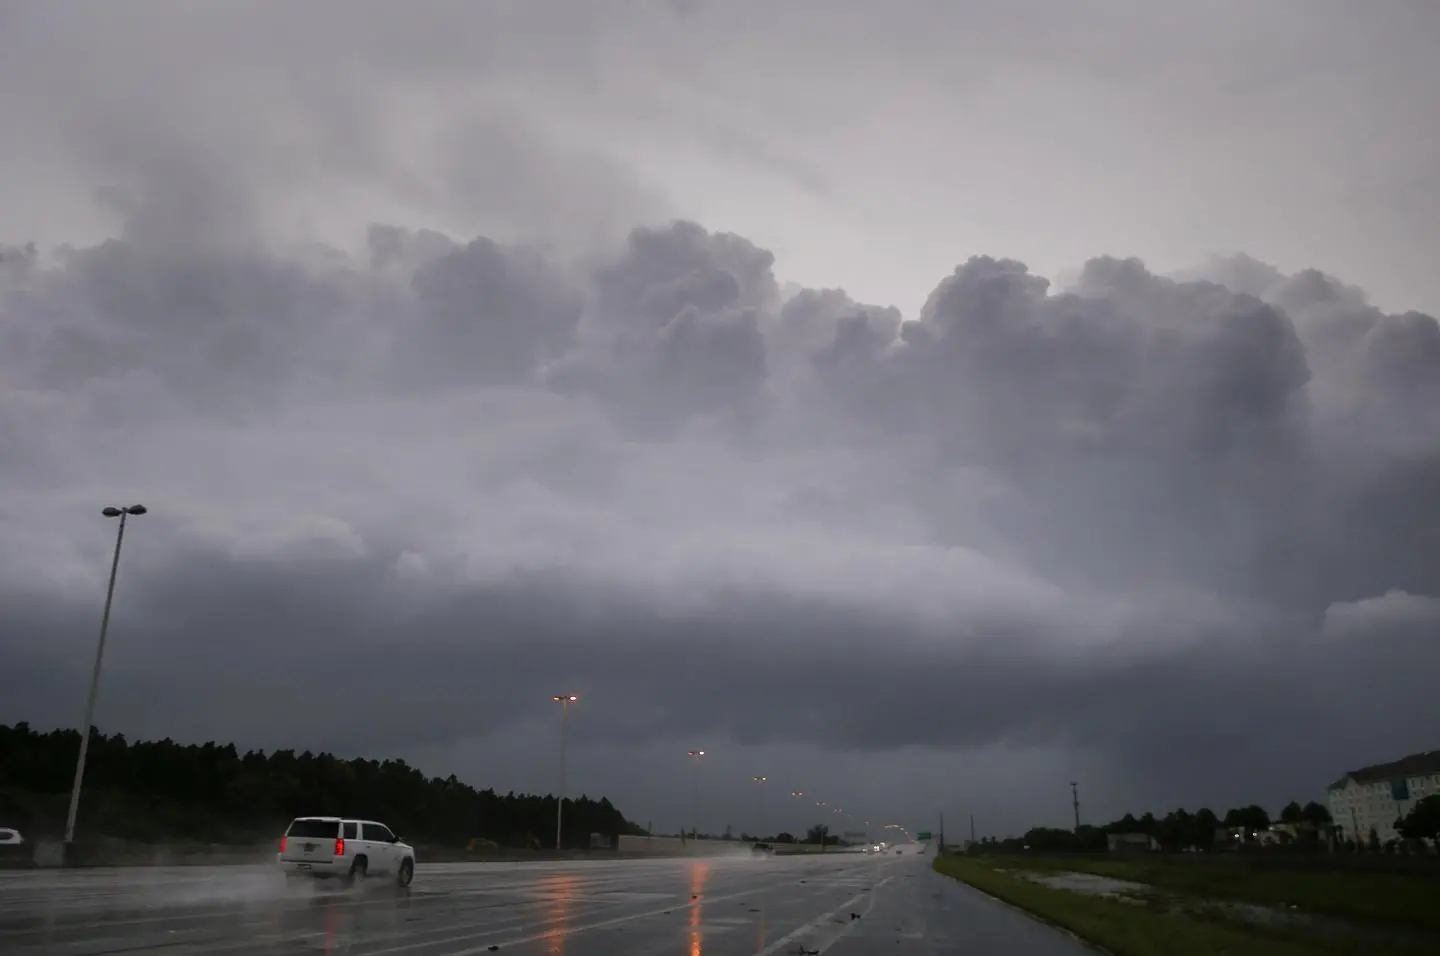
[286,819,340,839]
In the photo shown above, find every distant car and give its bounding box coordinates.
[0,828,23,846]
[278,817,415,887]
[750,842,774,857]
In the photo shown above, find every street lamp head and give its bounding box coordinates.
[126,505,147,515]
[551,695,579,702]
[101,507,123,517]
[687,750,705,758]
[753,775,767,782]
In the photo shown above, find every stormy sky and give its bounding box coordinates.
[2,0,1438,839]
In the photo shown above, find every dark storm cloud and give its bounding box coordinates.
[5,1,1440,834]
[398,237,584,388]
[548,222,776,434]
[5,201,1440,831]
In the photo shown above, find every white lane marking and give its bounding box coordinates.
[0,859,883,956]
[753,876,892,956]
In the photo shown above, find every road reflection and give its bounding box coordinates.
[688,861,711,956]
[323,897,338,955]
[540,873,578,956]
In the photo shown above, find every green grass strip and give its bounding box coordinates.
[932,855,1426,956]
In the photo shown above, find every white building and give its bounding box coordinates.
[1326,750,1440,844]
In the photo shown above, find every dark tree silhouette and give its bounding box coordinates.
[1396,795,1440,846]
[1301,801,1333,826]
[0,723,645,848]
[975,797,1344,854]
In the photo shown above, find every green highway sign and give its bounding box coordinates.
[916,831,932,840]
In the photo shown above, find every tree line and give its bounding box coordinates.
[0,723,646,848]
[982,800,1337,854]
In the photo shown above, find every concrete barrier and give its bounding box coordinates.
[20,836,839,868]
[613,835,837,857]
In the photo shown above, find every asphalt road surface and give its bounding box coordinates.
[0,852,1093,955]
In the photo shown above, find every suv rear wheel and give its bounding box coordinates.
[346,857,368,888]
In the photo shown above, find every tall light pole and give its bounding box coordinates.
[687,750,706,841]
[1071,781,1081,832]
[551,695,578,850]
[65,504,147,848]
[751,775,767,838]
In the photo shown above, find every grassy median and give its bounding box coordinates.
[932,855,1436,956]
[984,853,1440,931]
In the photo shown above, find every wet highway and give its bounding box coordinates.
[0,852,1093,955]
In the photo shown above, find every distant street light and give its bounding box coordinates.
[751,776,767,837]
[65,504,148,848]
[687,750,706,841]
[550,695,578,850]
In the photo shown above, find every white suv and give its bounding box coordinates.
[278,817,415,887]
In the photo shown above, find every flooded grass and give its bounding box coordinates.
[992,853,1440,932]
[936,855,1438,956]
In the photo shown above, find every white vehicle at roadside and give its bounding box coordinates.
[277,816,415,887]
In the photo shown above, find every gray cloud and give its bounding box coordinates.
[547,222,776,435]
[5,200,1439,833]
[3,1,1439,837]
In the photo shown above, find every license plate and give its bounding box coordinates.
[297,864,312,870]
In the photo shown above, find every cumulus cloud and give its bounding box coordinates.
[5,189,1440,832]
[4,0,1439,835]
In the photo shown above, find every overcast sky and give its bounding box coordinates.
[2,0,1438,840]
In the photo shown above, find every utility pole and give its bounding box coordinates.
[969,813,976,846]
[1071,781,1081,831]
[939,811,945,852]
[66,504,147,851]
[686,750,706,842]
[550,695,578,850]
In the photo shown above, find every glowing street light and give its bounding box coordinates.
[550,695,578,850]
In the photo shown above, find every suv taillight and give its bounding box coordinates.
[335,837,345,857]
[279,835,287,853]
